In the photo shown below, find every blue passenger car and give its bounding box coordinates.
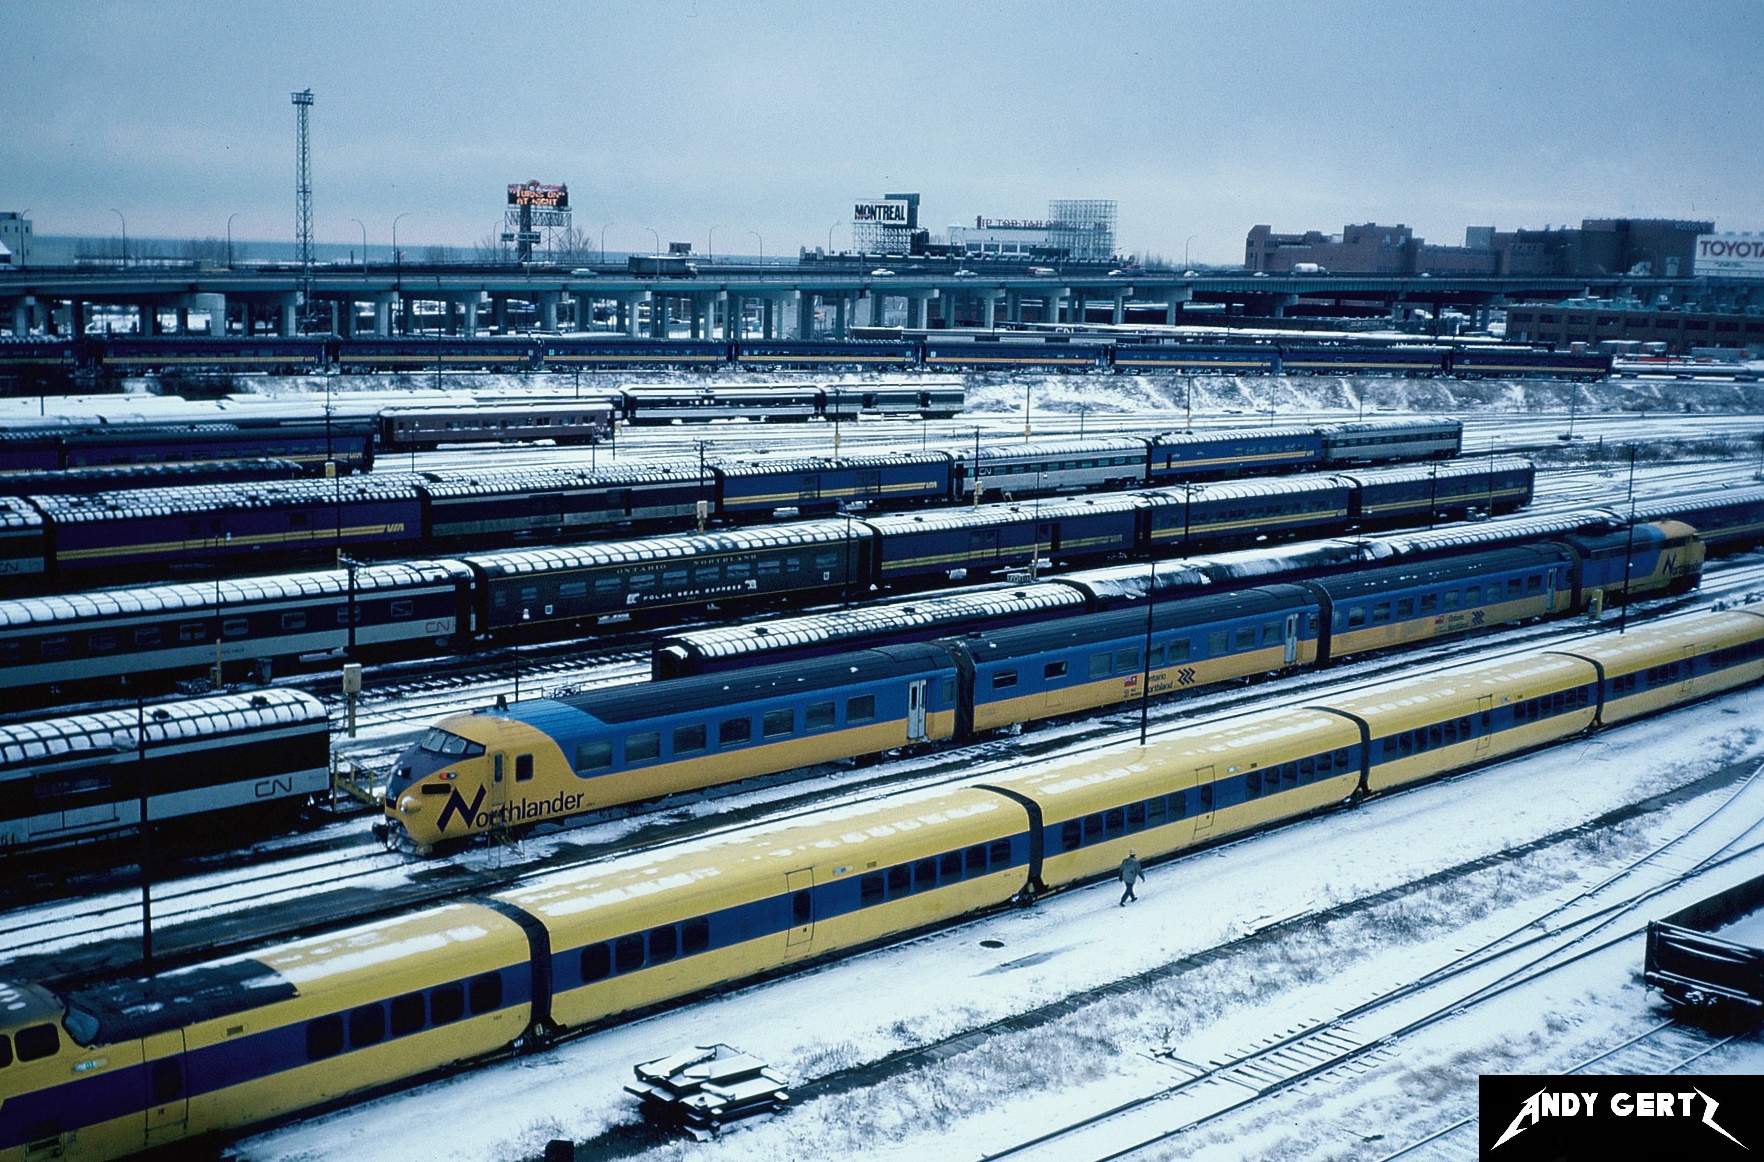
[866,495,1142,586]
[537,338,729,368]
[417,464,707,542]
[1146,428,1323,483]
[922,339,1107,370]
[1279,346,1447,376]
[733,340,917,368]
[714,452,953,519]
[1111,344,1280,373]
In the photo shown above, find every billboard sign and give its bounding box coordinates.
[1695,233,1764,278]
[508,181,570,210]
[854,200,910,225]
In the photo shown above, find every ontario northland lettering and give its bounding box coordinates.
[1494,1087,1744,1150]
[436,786,585,833]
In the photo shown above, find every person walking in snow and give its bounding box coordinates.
[1119,851,1145,905]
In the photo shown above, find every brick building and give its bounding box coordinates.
[1245,217,1711,277]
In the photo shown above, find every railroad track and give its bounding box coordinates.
[977,760,1764,1162]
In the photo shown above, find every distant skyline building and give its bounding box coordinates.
[945,198,1118,262]
[0,212,33,267]
[1246,217,1712,277]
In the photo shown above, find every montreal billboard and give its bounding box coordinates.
[1695,233,1764,278]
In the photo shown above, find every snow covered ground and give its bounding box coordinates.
[239,682,1764,1162]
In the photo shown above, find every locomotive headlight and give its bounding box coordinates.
[400,796,421,815]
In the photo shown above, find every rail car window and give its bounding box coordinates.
[673,724,707,755]
[1506,578,1524,599]
[38,636,69,659]
[429,984,465,1025]
[349,1004,385,1048]
[1090,652,1112,678]
[1199,784,1215,813]
[515,754,534,782]
[1347,608,1367,629]
[1044,660,1068,680]
[615,934,645,973]
[390,993,425,1036]
[151,1057,182,1103]
[662,569,688,588]
[941,851,963,879]
[649,926,678,964]
[1084,813,1104,843]
[992,670,1018,690]
[0,1035,9,1068]
[1230,627,1253,651]
[814,553,840,573]
[1420,593,1438,614]
[942,678,957,703]
[718,717,753,745]
[914,858,938,891]
[134,626,163,646]
[861,873,885,904]
[694,565,720,585]
[1371,604,1390,625]
[629,573,657,591]
[784,557,803,574]
[1443,590,1460,611]
[763,709,794,738]
[793,889,813,925]
[1115,646,1139,672]
[576,741,613,772]
[1396,598,1415,618]
[280,612,307,631]
[727,562,752,581]
[626,732,660,763]
[559,582,587,598]
[14,1024,57,1062]
[1060,819,1082,852]
[965,844,988,874]
[683,917,710,955]
[1245,770,1263,798]
[306,1016,345,1060]
[888,865,911,895]
[1169,639,1191,663]
[806,702,836,731]
[581,945,612,982]
[1465,586,1481,606]
[336,606,362,624]
[520,587,539,604]
[1208,631,1228,657]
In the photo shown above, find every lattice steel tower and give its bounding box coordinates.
[291,89,314,327]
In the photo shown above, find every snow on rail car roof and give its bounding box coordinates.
[1166,475,1351,502]
[0,560,472,629]
[29,475,424,521]
[660,583,1087,659]
[463,520,858,576]
[1625,485,1764,522]
[0,689,327,770]
[960,436,1147,462]
[1316,418,1461,436]
[416,461,704,498]
[1330,457,1534,486]
[863,493,1145,534]
[0,495,43,529]
[712,450,952,477]
[1371,512,1622,557]
[1150,426,1318,446]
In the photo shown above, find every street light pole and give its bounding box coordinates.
[600,223,613,264]
[392,212,411,334]
[1184,235,1196,268]
[708,225,723,263]
[111,208,128,267]
[749,231,764,265]
[351,218,367,271]
[1619,444,1638,635]
[226,212,240,269]
[646,227,661,257]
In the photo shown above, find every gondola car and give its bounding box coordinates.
[0,689,330,849]
[98,336,329,375]
[332,336,538,372]
[7,613,1761,1161]
[0,561,472,695]
[1111,344,1281,373]
[732,339,917,369]
[538,337,728,368]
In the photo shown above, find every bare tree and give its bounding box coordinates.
[547,225,592,266]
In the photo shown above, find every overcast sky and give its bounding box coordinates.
[3,1,1759,265]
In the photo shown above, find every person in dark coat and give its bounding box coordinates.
[1119,851,1145,905]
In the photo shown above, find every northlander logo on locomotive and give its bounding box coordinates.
[434,784,585,832]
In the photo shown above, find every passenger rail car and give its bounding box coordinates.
[3,613,1751,1161]
[14,334,1613,380]
[0,458,306,496]
[385,527,1705,848]
[0,420,376,476]
[0,689,329,849]
[376,401,615,451]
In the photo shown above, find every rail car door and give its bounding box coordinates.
[1193,767,1216,836]
[785,868,815,950]
[798,474,821,502]
[488,753,508,836]
[1282,613,1301,666]
[142,1029,188,1146]
[907,680,928,742]
[1474,695,1494,757]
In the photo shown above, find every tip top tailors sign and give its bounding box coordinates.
[853,200,911,225]
[1695,233,1764,278]
[508,181,570,210]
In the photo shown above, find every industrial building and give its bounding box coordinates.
[1504,302,1764,355]
[0,212,32,267]
[1246,218,1711,278]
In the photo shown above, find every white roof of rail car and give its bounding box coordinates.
[30,475,423,521]
[713,451,951,477]
[463,520,857,576]
[416,462,702,499]
[0,495,43,528]
[0,689,326,770]
[0,560,471,630]
[1331,457,1534,487]
[662,583,1087,658]
[960,437,1147,462]
[1150,426,1318,445]
[862,493,1145,534]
